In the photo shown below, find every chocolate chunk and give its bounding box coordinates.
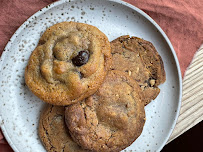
[72,50,89,66]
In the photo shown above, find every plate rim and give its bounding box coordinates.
[0,0,182,152]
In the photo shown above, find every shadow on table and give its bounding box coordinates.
[162,122,202,151]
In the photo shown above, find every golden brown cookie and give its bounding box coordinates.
[65,70,146,152]
[25,22,112,106]
[38,104,89,152]
[110,35,166,105]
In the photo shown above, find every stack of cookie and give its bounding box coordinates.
[25,22,165,152]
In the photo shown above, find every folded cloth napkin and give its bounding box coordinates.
[0,130,4,143]
[0,130,13,152]
[0,0,203,151]
[125,0,203,76]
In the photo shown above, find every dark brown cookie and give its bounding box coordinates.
[38,104,89,152]
[25,21,112,106]
[65,70,146,152]
[110,35,166,105]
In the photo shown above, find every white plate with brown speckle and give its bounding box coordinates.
[0,0,182,152]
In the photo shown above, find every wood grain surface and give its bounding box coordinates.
[168,45,203,143]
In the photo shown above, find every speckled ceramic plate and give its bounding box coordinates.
[0,0,182,152]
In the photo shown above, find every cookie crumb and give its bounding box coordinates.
[128,70,132,76]
[141,86,145,91]
[149,79,155,87]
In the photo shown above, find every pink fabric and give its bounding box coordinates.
[125,0,203,76]
[0,0,202,151]
[0,1,57,151]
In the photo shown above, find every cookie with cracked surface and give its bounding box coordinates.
[110,35,166,105]
[25,21,112,106]
[65,70,146,152]
[38,104,89,152]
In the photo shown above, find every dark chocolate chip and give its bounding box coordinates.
[38,40,46,45]
[72,50,89,66]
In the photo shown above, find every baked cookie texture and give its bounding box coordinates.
[38,104,89,152]
[25,22,112,106]
[110,35,166,105]
[65,70,146,152]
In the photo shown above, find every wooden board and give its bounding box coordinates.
[168,45,203,143]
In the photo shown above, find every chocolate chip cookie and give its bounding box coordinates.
[65,70,146,152]
[38,104,88,152]
[25,22,112,105]
[110,35,166,105]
